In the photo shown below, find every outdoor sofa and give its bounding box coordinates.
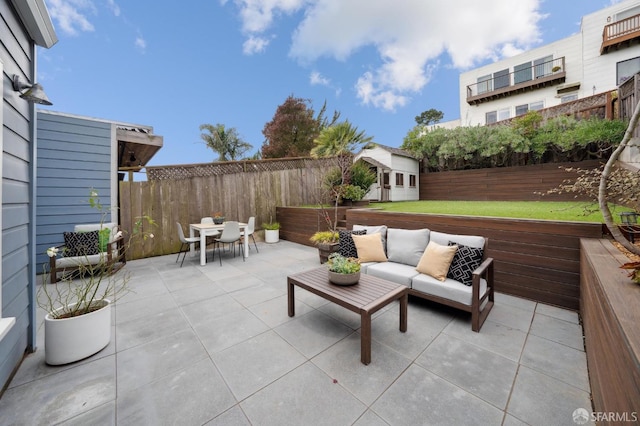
[340,225,494,332]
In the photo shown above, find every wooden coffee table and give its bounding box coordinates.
[287,267,408,365]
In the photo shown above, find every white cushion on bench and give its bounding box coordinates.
[412,273,488,306]
[366,262,419,287]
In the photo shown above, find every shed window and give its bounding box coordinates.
[395,173,404,186]
[409,175,416,187]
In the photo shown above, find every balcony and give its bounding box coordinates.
[601,13,640,54]
[466,57,566,106]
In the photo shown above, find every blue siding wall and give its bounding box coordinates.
[0,0,36,391]
[35,112,113,269]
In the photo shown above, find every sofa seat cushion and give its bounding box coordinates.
[366,262,419,287]
[359,261,378,273]
[412,273,487,306]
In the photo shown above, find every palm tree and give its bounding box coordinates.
[199,123,252,161]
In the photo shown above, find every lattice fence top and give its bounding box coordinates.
[146,156,339,180]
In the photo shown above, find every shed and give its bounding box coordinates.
[354,144,420,202]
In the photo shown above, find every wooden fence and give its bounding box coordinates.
[619,72,640,138]
[278,207,604,310]
[419,160,602,201]
[119,159,332,259]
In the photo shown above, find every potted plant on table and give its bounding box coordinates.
[326,252,361,286]
[212,212,225,224]
[40,189,156,365]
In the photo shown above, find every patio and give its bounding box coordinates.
[1,240,592,425]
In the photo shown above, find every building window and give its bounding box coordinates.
[561,94,578,103]
[515,104,528,116]
[486,111,497,124]
[617,56,640,85]
[409,175,416,187]
[493,68,510,89]
[530,100,544,111]
[534,55,553,78]
[514,62,532,84]
[395,173,404,186]
[498,108,510,121]
[477,74,492,94]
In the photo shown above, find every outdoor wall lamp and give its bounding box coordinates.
[12,75,53,105]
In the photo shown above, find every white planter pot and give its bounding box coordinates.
[44,299,111,365]
[264,229,279,243]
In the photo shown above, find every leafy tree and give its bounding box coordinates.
[200,123,252,161]
[261,96,340,158]
[415,108,444,126]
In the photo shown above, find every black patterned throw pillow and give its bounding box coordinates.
[63,231,100,257]
[338,229,366,258]
[447,241,484,286]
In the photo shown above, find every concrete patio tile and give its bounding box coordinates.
[212,330,306,401]
[317,301,365,329]
[352,410,390,426]
[274,309,354,358]
[312,332,412,405]
[115,307,191,351]
[529,313,585,351]
[502,414,529,426]
[161,269,219,293]
[416,333,518,409]
[114,293,178,324]
[486,302,534,333]
[200,263,247,282]
[240,362,367,426]
[57,401,116,425]
[205,405,251,425]
[494,292,537,312]
[180,293,246,327]
[0,356,116,425]
[228,280,285,308]
[169,280,227,306]
[372,364,504,425]
[520,334,590,392]
[214,273,272,294]
[372,301,455,359]
[116,329,209,394]
[116,358,236,425]
[443,318,528,362]
[535,303,580,324]
[507,365,593,426]
[248,294,314,328]
[194,309,270,355]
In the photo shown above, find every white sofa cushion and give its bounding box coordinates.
[386,228,430,267]
[366,262,419,287]
[412,273,488,306]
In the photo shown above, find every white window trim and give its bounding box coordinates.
[0,59,17,340]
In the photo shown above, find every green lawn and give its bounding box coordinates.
[372,200,629,223]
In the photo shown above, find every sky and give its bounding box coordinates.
[37,0,623,167]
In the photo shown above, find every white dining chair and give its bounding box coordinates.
[213,221,244,266]
[240,216,259,253]
[176,222,200,267]
[201,217,221,248]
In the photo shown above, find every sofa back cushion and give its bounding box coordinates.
[429,231,485,250]
[386,228,430,267]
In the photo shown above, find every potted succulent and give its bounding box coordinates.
[40,190,156,365]
[310,231,339,264]
[326,252,361,285]
[262,219,280,243]
[212,212,225,224]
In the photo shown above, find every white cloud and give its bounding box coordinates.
[310,71,330,86]
[135,36,146,51]
[107,0,120,16]
[225,0,545,111]
[243,35,270,54]
[46,0,96,36]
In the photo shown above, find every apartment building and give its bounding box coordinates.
[454,0,640,127]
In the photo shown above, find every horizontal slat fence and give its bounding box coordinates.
[277,207,604,310]
[420,160,602,201]
[120,163,329,260]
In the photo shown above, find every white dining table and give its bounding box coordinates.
[189,222,249,266]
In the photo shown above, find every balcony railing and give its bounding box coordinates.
[466,57,566,105]
[601,13,640,54]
